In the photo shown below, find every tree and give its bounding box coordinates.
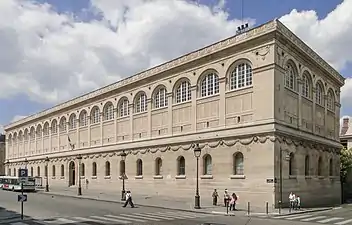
[340,147,352,183]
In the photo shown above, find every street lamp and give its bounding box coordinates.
[77,154,82,196]
[45,156,50,192]
[6,160,10,176]
[279,148,292,212]
[120,151,127,201]
[193,143,202,209]
[24,158,28,169]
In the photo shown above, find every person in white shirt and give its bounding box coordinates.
[122,190,135,208]
[289,192,295,211]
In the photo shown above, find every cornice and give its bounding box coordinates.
[5,19,343,131]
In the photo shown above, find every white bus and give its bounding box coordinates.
[0,176,36,192]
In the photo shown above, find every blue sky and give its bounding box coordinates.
[0,0,350,132]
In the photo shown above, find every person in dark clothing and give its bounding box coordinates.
[122,190,135,208]
[212,189,219,206]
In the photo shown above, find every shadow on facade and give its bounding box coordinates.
[0,205,33,224]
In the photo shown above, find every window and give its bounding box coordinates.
[155,158,162,175]
[154,87,168,108]
[289,153,295,176]
[302,74,311,98]
[51,120,58,134]
[200,72,219,97]
[37,166,41,177]
[45,165,48,177]
[43,123,49,136]
[105,161,111,176]
[329,158,333,176]
[304,155,310,176]
[24,130,29,141]
[317,157,323,176]
[233,152,244,175]
[119,99,129,117]
[203,154,212,175]
[80,163,85,177]
[327,90,335,111]
[91,107,100,124]
[135,93,147,113]
[18,131,23,142]
[30,167,33,177]
[230,63,252,90]
[103,102,114,121]
[30,127,35,140]
[284,63,297,91]
[175,80,191,103]
[92,162,97,176]
[316,83,324,105]
[60,165,64,177]
[120,160,126,176]
[177,156,186,175]
[69,114,77,130]
[52,165,56,177]
[36,125,42,138]
[59,117,67,132]
[136,159,143,176]
[79,110,88,127]
[13,168,16,177]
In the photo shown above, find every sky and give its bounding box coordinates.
[0,0,352,133]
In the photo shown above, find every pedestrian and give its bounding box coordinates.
[212,189,219,206]
[86,179,89,189]
[223,189,230,207]
[122,191,135,208]
[296,195,301,210]
[289,192,295,211]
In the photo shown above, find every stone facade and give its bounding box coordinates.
[4,19,344,209]
[339,117,352,200]
[0,134,5,175]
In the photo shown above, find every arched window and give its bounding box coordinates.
[105,161,111,176]
[316,82,324,105]
[30,127,35,140]
[69,114,77,130]
[8,134,12,145]
[327,89,335,111]
[37,166,41,177]
[91,107,100,124]
[318,157,323,176]
[155,158,162,175]
[135,92,147,113]
[177,156,186,175]
[120,160,126,176]
[302,73,311,98]
[36,125,42,138]
[13,133,17,144]
[30,167,33,177]
[200,72,219,97]
[92,162,97,176]
[18,131,23,142]
[24,129,29,141]
[81,163,85,177]
[60,164,64,177]
[103,102,114,121]
[284,62,297,91]
[44,165,48,177]
[233,152,244,175]
[289,153,295,176]
[136,159,143,176]
[203,154,212,175]
[51,120,58,134]
[43,123,49,136]
[175,80,191,103]
[329,158,333,176]
[59,117,67,132]
[230,62,252,90]
[79,110,88,127]
[52,165,56,177]
[119,98,129,117]
[304,155,310,176]
[154,87,168,108]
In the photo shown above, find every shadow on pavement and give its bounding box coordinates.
[0,205,33,224]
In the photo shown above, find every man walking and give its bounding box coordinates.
[122,191,135,208]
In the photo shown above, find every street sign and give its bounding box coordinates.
[18,194,27,202]
[18,168,28,178]
[19,177,28,183]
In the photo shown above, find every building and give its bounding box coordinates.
[0,134,5,175]
[339,117,352,200]
[4,19,344,208]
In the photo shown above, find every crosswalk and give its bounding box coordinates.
[271,213,352,224]
[5,210,212,225]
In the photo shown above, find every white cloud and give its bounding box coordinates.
[0,125,3,134]
[11,115,27,123]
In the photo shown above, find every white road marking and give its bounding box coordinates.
[132,213,174,220]
[105,214,146,223]
[120,213,161,221]
[285,214,316,220]
[154,212,196,219]
[335,219,352,225]
[11,222,30,225]
[90,215,131,224]
[273,214,312,219]
[301,216,327,221]
[72,216,113,224]
[317,217,344,223]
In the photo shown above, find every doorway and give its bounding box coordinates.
[69,161,76,186]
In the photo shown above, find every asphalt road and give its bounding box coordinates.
[0,189,340,225]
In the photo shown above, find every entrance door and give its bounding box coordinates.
[69,161,76,186]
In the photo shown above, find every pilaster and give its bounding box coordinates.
[190,85,197,132]
[129,103,134,141]
[147,98,152,138]
[76,118,79,149]
[312,87,316,133]
[297,78,303,128]
[114,107,118,143]
[219,77,226,127]
[167,92,173,135]
[87,116,91,147]
[49,127,52,153]
[100,111,103,146]
[324,94,328,136]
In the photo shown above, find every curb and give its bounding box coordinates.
[36,191,215,215]
[266,207,334,217]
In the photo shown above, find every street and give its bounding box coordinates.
[0,189,345,225]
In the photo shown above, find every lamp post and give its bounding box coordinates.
[194,143,202,209]
[77,154,82,196]
[279,148,291,212]
[6,160,10,176]
[45,156,50,192]
[24,158,28,169]
[120,151,127,201]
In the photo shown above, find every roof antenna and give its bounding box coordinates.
[237,0,248,35]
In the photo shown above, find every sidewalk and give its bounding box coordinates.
[35,186,333,216]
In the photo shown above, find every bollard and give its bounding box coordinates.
[278,201,281,215]
[226,200,229,215]
[266,201,269,214]
[247,202,250,215]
